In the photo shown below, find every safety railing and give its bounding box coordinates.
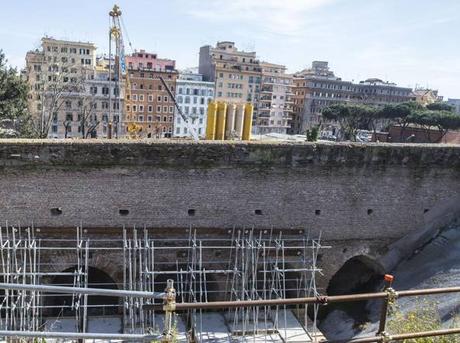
[0,275,459,342]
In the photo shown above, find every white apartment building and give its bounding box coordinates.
[447,99,460,115]
[255,62,293,134]
[174,72,214,138]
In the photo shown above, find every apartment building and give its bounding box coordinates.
[199,42,262,104]
[125,50,177,138]
[25,37,102,138]
[291,61,413,134]
[174,71,215,138]
[199,41,293,134]
[256,62,293,134]
[412,88,443,105]
[447,99,460,115]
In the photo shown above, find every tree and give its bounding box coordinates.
[408,110,460,142]
[30,50,88,138]
[76,95,100,139]
[378,102,424,139]
[0,50,32,137]
[322,104,377,141]
[426,103,455,112]
[305,125,320,142]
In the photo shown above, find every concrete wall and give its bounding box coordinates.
[1,140,459,289]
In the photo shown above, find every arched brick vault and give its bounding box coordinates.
[42,250,124,286]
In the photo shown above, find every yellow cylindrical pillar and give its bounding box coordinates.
[225,104,236,139]
[242,103,253,141]
[215,102,227,140]
[234,104,245,140]
[205,101,218,140]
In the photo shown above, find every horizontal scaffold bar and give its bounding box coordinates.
[0,283,165,299]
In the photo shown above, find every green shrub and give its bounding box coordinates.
[387,299,460,343]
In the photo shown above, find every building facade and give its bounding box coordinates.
[256,62,293,134]
[199,41,293,134]
[174,71,214,138]
[412,88,443,105]
[446,99,460,115]
[25,37,104,138]
[291,61,414,134]
[125,50,177,138]
[199,42,262,103]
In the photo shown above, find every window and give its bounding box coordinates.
[132,94,138,101]
[164,96,168,102]
[66,113,73,122]
[132,105,137,112]
[139,94,144,101]
[157,96,162,102]
[163,106,168,113]
[148,95,153,102]
[176,127,180,134]
[163,116,167,122]
[102,87,109,95]
[169,106,174,113]
[178,88,183,94]
[148,105,153,112]
[138,115,144,122]
[139,105,144,112]
[157,106,161,113]
[147,115,153,122]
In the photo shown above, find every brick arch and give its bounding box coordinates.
[43,250,124,286]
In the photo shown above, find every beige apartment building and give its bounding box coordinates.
[199,41,293,134]
[24,37,124,138]
[199,42,262,104]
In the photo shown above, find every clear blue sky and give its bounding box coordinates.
[1,0,459,98]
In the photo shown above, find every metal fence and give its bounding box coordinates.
[0,276,459,342]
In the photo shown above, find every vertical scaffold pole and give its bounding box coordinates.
[162,279,176,343]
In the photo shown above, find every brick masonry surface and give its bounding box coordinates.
[0,139,459,288]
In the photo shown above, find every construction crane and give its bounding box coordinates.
[108,4,126,138]
[108,4,199,141]
[159,76,199,141]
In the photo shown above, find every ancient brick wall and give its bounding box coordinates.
[1,140,459,290]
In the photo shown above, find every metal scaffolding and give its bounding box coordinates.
[0,224,327,342]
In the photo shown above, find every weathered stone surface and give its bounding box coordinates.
[0,139,459,290]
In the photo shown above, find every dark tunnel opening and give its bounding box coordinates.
[318,255,385,327]
[44,266,120,317]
